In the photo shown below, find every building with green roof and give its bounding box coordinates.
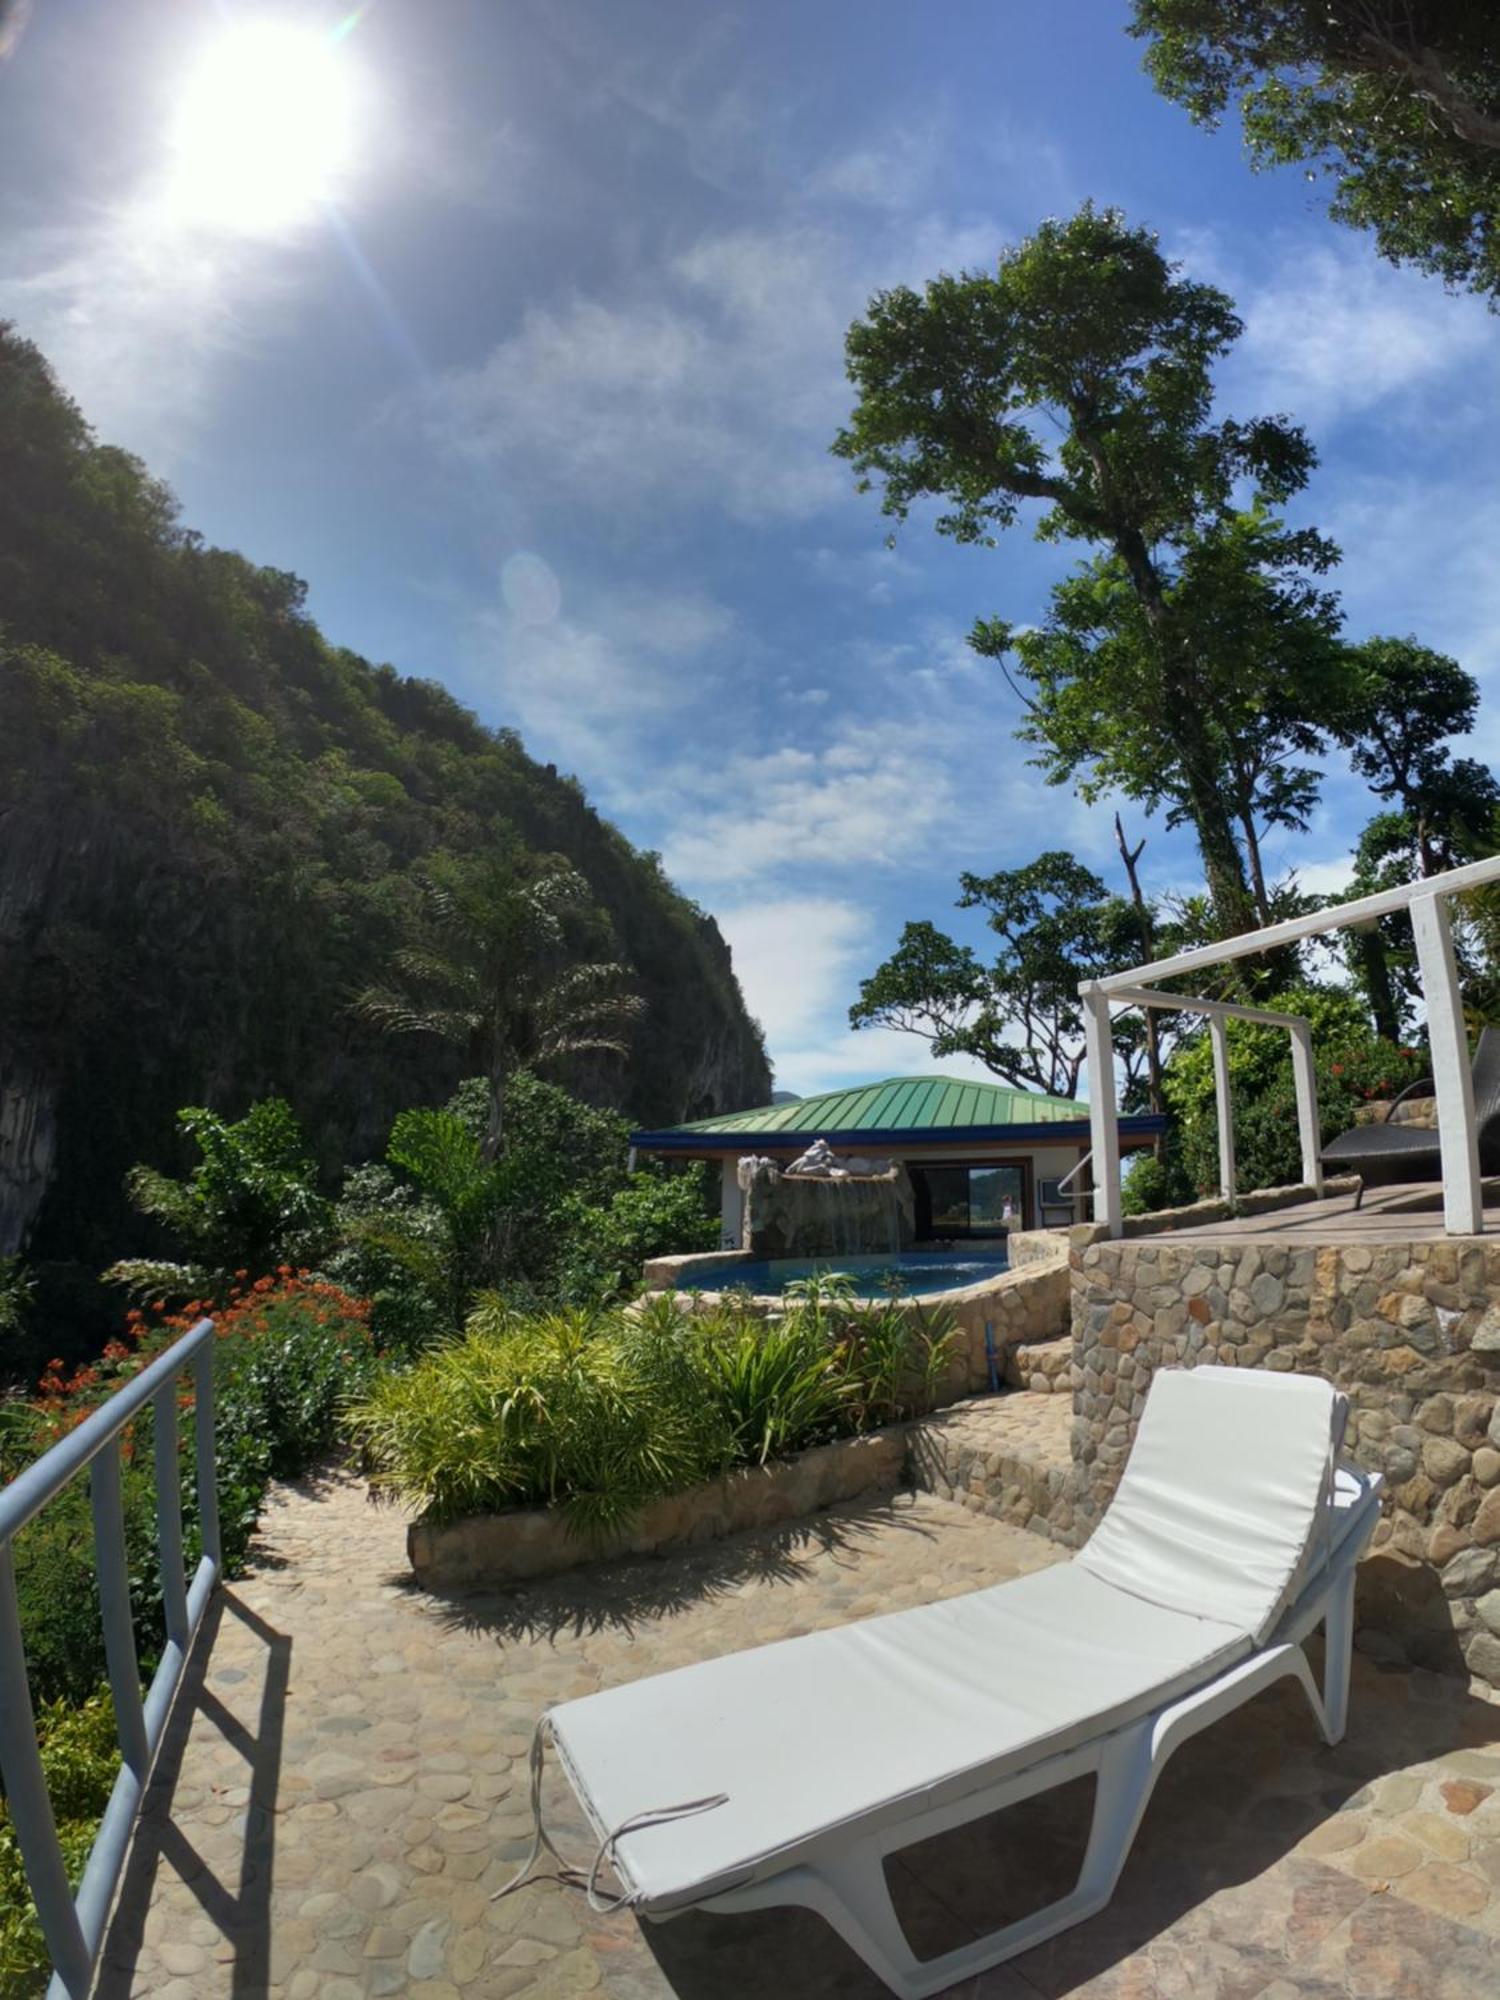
[631,1075,1164,1247]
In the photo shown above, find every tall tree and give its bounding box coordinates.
[985,508,1345,928]
[834,204,1334,938]
[356,852,644,1160]
[848,852,1169,1100]
[1334,637,1499,876]
[1131,1,1500,296]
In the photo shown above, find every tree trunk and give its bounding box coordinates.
[1180,750,1259,939]
[480,1064,506,1163]
[1238,806,1272,926]
[1107,518,1259,940]
[1353,928,1403,1044]
[1114,813,1165,1127]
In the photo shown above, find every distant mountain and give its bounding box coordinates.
[770,1090,803,1104]
[0,326,770,1285]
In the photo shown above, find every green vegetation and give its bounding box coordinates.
[1130,2,1500,297]
[0,325,768,1369]
[349,1287,958,1532]
[850,853,1170,1102]
[835,203,1336,936]
[838,206,1499,1193]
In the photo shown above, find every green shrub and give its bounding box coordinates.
[104,1098,333,1306]
[9,1275,376,1709]
[352,1286,962,1533]
[693,1311,849,1464]
[349,1299,735,1533]
[553,1168,719,1305]
[833,1296,959,1430]
[325,1164,448,1357]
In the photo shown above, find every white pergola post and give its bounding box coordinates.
[1208,1017,1235,1201]
[1288,1022,1323,1197]
[1410,891,1483,1235]
[1082,986,1122,1238]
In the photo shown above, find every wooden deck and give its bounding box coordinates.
[1150,1180,1500,1246]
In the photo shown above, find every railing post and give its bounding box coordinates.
[1082,985,1122,1238]
[193,1338,220,1568]
[1411,890,1483,1234]
[0,1546,93,1998]
[1209,1018,1235,1201]
[89,1439,149,1777]
[1289,1023,1324,1198]
[152,1387,189,1650]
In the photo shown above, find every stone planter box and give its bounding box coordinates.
[407,1427,907,1590]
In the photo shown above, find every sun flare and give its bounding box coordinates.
[161,22,355,234]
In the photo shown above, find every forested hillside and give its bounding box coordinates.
[0,327,769,1307]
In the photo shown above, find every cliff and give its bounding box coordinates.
[0,327,770,1275]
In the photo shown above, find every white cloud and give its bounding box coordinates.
[1228,241,1492,432]
[772,1026,1001,1100]
[422,228,850,525]
[0,207,287,462]
[466,586,736,774]
[660,717,962,887]
[716,897,873,1049]
[420,175,1016,528]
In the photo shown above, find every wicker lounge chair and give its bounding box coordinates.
[1321,1025,1500,1202]
[501,1367,1382,1997]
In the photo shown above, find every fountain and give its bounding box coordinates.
[737,1141,915,1260]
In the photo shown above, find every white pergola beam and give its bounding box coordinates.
[1095,854,1500,994]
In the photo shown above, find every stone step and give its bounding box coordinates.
[907,1391,1077,1545]
[1006,1335,1075,1394]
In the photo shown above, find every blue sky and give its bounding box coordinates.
[4,0,1500,1095]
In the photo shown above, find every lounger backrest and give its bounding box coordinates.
[1077,1366,1345,1644]
[1472,1027,1500,1133]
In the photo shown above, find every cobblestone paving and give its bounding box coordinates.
[97,1469,1500,1999]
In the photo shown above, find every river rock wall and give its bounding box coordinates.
[1069,1233,1500,1691]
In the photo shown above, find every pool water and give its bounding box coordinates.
[676,1250,1010,1298]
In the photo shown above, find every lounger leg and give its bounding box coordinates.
[706,1731,1158,2000]
[707,1849,923,1995]
[1319,1567,1356,1746]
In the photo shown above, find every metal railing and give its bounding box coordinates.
[1078,852,1500,1239]
[0,1318,219,2000]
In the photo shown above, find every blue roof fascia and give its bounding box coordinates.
[630,1114,1167,1152]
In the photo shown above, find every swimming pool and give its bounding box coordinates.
[675,1250,1010,1298]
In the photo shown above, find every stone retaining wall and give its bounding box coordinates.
[1070,1234,1500,1690]
[407,1428,907,1589]
[943,1230,1072,1396]
[908,1395,1076,1544]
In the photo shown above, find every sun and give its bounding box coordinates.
[161,22,356,234]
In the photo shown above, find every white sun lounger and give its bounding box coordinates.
[507,1367,1383,1997]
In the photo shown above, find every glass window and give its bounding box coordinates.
[919,1164,1026,1236]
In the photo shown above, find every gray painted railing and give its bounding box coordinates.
[0,1317,219,1999]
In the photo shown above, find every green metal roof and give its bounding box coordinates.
[641,1075,1088,1142]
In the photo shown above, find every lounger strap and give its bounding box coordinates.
[492,1714,728,1914]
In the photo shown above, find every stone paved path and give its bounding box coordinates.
[97,1468,1500,1999]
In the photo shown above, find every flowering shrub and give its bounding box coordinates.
[9,1274,376,1706]
[0,1276,376,1984]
